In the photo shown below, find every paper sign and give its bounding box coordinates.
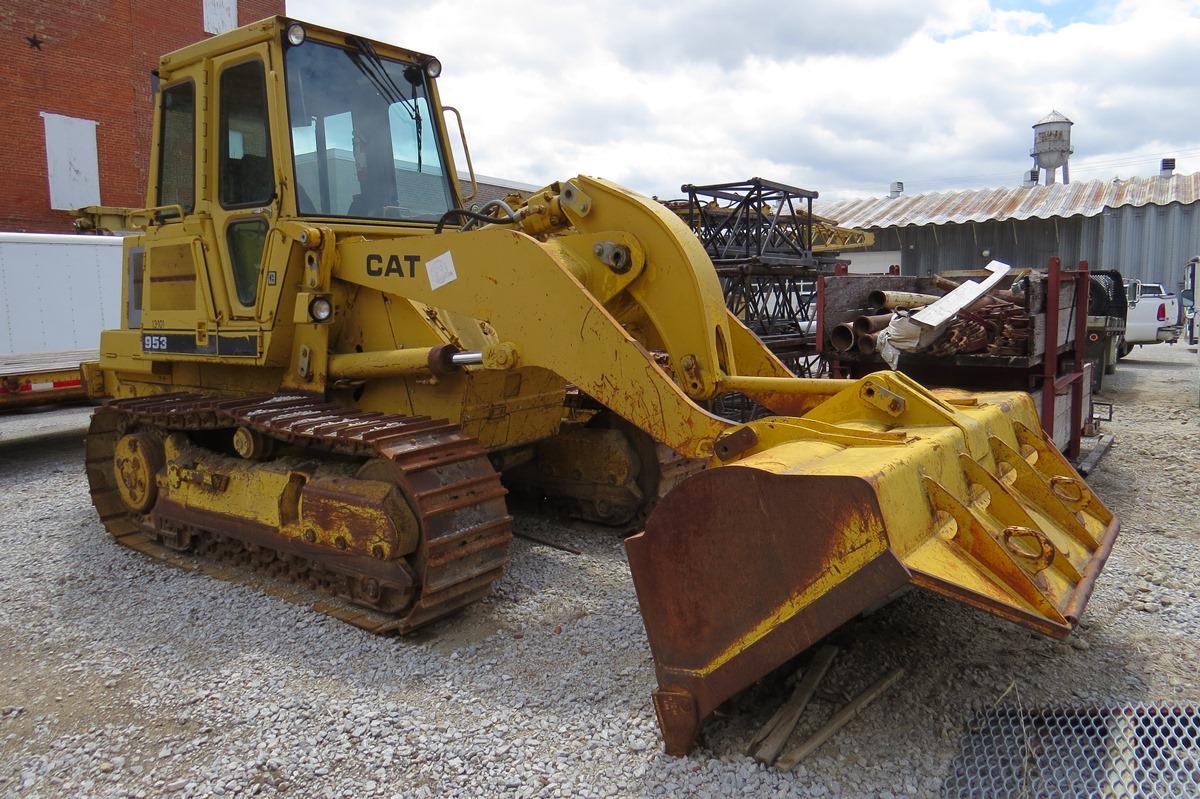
[427,251,457,290]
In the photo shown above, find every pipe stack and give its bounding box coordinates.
[831,270,1036,360]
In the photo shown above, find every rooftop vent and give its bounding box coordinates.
[1161,158,1176,178]
[889,181,904,198]
[1023,169,1040,188]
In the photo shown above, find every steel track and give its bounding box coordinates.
[85,392,512,634]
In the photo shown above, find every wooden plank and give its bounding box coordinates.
[747,644,839,765]
[1076,433,1115,476]
[776,667,906,770]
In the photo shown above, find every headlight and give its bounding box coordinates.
[308,296,333,322]
[425,58,442,78]
[286,23,306,46]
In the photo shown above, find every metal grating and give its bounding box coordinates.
[944,705,1200,799]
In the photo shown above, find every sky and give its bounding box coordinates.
[286,0,1200,205]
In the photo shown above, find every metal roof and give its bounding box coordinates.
[822,172,1200,229]
[1034,110,1072,125]
[456,172,539,209]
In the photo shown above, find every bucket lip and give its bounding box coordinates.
[1062,515,1120,625]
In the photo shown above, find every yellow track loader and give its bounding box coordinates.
[81,17,1118,755]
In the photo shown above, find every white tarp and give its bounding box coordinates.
[40,113,100,211]
[203,0,238,34]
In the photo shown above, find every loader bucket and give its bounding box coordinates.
[625,371,1118,755]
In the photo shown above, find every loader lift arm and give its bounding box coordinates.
[327,175,840,457]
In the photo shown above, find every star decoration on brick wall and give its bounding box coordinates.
[27,34,45,50]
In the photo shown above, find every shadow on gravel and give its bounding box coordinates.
[0,431,86,477]
[1115,352,1193,370]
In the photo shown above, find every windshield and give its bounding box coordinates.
[284,37,454,222]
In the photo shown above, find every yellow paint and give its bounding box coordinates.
[161,436,418,558]
[689,369,1114,644]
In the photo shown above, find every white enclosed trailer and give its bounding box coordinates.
[0,232,123,408]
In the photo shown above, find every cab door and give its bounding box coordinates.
[137,65,222,355]
[205,45,280,355]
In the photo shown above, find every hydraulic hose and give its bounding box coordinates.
[434,207,517,234]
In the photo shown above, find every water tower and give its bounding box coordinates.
[1030,110,1074,185]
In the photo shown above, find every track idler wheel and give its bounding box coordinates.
[232,425,276,461]
[113,432,165,513]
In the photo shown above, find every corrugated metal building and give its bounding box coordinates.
[822,172,1200,290]
[458,173,540,208]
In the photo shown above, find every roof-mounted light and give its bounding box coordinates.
[286,23,306,46]
[425,57,442,79]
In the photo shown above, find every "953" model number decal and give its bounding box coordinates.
[140,333,258,357]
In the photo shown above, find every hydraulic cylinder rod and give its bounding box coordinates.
[328,346,482,379]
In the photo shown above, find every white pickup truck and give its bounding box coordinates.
[1119,280,1181,356]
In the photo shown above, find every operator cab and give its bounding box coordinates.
[283,26,454,222]
[114,18,467,363]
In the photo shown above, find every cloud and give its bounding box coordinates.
[606,0,985,68]
[286,0,1200,203]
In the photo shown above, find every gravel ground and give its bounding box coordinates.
[1,346,1197,798]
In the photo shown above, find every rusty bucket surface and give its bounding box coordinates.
[625,371,1118,755]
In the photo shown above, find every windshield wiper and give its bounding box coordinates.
[345,50,394,106]
[346,36,423,172]
[348,36,417,119]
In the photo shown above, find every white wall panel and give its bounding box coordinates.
[40,113,101,211]
[203,0,238,34]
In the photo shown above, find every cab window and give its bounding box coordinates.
[157,82,195,212]
[219,60,274,208]
[227,218,268,306]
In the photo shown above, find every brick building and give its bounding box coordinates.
[1,0,283,233]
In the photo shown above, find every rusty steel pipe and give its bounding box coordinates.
[932,275,961,293]
[856,332,878,354]
[936,274,1023,304]
[868,290,941,310]
[829,323,858,352]
[852,313,893,334]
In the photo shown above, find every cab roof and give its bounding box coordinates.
[158,16,437,76]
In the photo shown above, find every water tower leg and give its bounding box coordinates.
[1062,162,1070,184]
